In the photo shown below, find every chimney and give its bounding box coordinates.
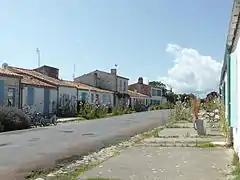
[138,77,143,84]
[34,65,59,79]
[110,69,117,75]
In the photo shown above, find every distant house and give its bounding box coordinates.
[0,66,22,108]
[74,68,129,107]
[128,90,150,107]
[129,77,167,105]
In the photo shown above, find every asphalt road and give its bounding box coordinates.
[0,110,169,180]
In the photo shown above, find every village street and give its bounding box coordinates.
[0,110,169,180]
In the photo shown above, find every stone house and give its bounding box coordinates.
[74,69,129,107]
[129,77,167,105]
[0,66,22,108]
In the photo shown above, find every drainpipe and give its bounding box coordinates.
[18,78,22,109]
[56,86,59,116]
[227,52,233,146]
[115,76,117,107]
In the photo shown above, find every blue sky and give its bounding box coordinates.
[0,0,233,92]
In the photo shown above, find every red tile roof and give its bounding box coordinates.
[21,75,56,88]
[63,80,114,94]
[8,66,76,88]
[128,90,150,98]
[8,66,113,93]
[0,68,23,78]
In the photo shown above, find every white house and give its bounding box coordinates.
[21,74,58,114]
[8,66,78,116]
[7,65,114,116]
[219,0,240,156]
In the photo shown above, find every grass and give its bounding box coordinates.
[165,124,190,128]
[195,142,217,148]
[87,178,120,180]
[231,152,240,180]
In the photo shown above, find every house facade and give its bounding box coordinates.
[219,0,240,157]
[74,68,129,106]
[128,90,150,107]
[0,67,22,108]
[21,74,58,114]
[6,64,114,116]
[7,65,78,116]
[129,77,167,105]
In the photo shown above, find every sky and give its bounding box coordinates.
[0,0,233,95]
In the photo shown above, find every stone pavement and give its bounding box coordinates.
[78,122,232,180]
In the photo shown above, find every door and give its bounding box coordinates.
[44,88,50,114]
[27,87,34,106]
[81,92,87,102]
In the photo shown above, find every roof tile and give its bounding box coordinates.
[128,90,150,98]
[0,68,22,78]
[21,75,56,88]
[8,66,114,94]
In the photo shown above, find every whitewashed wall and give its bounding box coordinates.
[98,92,114,106]
[59,86,77,110]
[49,89,58,113]
[22,85,57,114]
[234,36,240,155]
[77,89,114,106]
[22,86,44,113]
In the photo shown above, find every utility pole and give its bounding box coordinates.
[36,48,40,68]
[73,64,76,80]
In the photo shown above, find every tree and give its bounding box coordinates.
[149,81,166,88]
[149,81,167,95]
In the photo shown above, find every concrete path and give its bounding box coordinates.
[78,122,232,180]
[0,110,169,180]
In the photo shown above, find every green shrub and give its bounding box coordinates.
[112,107,122,115]
[80,103,96,119]
[169,102,193,123]
[0,107,30,132]
[94,106,108,118]
[203,99,218,112]
[149,104,172,111]
[123,107,132,114]
[133,103,144,112]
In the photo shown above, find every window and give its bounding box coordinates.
[81,92,87,102]
[102,94,108,104]
[8,88,15,107]
[95,94,99,105]
[157,89,161,96]
[91,93,94,103]
[119,80,122,91]
[123,81,127,91]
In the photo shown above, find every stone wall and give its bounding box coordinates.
[0,76,21,108]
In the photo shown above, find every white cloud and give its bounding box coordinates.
[160,44,222,95]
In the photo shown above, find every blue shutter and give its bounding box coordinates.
[27,87,34,105]
[230,54,237,128]
[0,80,4,105]
[44,88,50,114]
[82,92,87,101]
